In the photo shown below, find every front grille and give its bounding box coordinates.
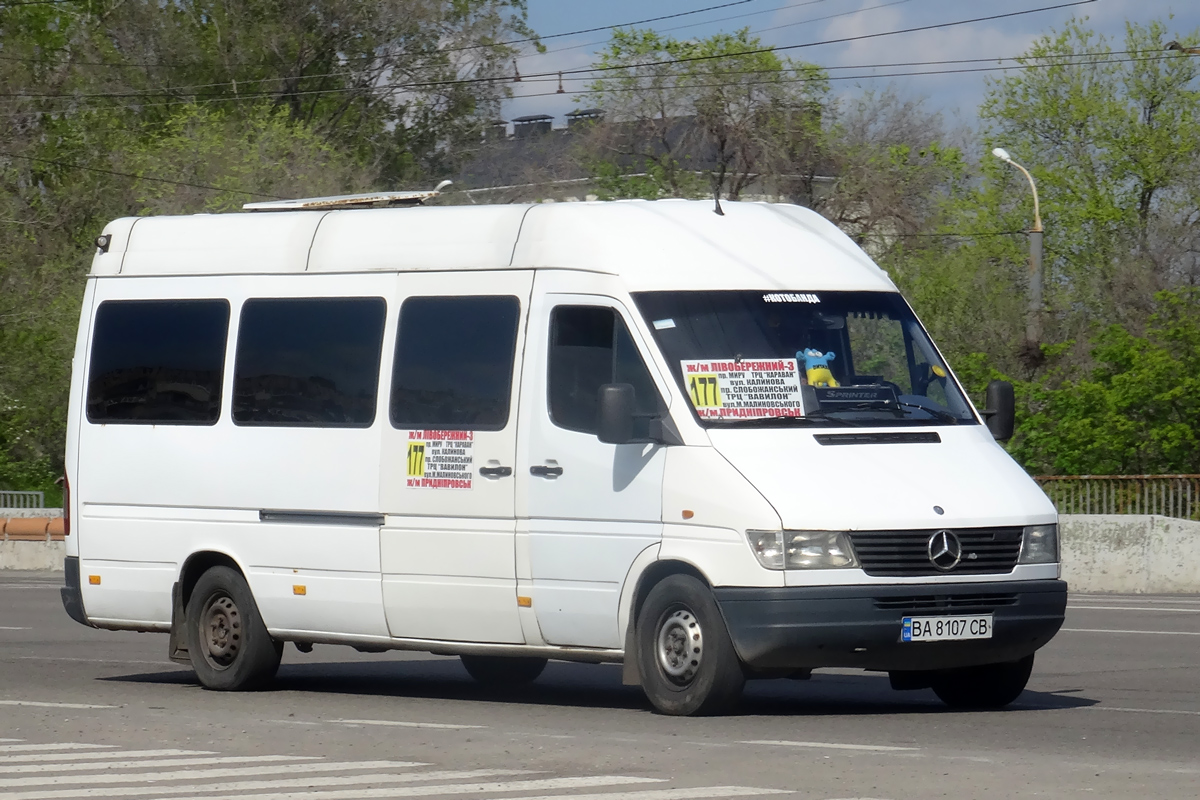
[873,592,1019,614]
[848,528,1023,577]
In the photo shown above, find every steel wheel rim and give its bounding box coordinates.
[199,593,242,670]
[656,606,703,686]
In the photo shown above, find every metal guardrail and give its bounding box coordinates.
[0,490,45,509]
[1036,475,1200,521]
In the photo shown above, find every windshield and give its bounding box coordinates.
[633,290,977,428]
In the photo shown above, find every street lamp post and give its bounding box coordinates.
[992,147,1044,348]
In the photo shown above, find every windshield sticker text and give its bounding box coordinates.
[763,293,820,304]
[681,359,805,419]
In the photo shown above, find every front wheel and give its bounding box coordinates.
[460,655,547,685]
[185,566,282,691]
[635,574,744,716]
[931,654,1034,709]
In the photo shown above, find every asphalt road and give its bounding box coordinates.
[1,570,1198,800]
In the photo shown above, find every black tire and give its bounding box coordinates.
[185,566,282,691]
[635,574,744,716]
[460,655,547,685]
[931,654,1034,710]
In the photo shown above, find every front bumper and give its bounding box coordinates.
[714,579,1066,671]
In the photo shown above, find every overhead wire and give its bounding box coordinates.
[522,0,867,61]
[0,0,765,69]
[0,149,284,198]
[502,53,1178,101]
[0,0,1137,199]
[0,0,1108,109]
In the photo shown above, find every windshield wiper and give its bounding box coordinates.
[896,401,961,425]
[710,410,868,428]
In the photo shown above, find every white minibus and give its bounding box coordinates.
[60,197,1066,716]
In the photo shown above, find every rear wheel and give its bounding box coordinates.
[185,566,282,691]
[635,574,744,716]
[460,655,547,685]
[931,654,1034,709]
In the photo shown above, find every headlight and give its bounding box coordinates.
[1019,523,1058,564]
[747,530,859,570]
[747,530,785,569]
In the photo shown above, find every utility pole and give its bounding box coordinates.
[992,147,1044,350]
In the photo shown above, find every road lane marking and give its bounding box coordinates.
[0,746,114,754]
[2,769,536,800]
[0,760,426,788]
[0,627,31,630]
[334,719,485,730]
[163,776,663,800]
[13,656,170,666]
[0,755,315,774]
[507,789,788,800]
[0,740,23,743]
[0,750,214,764]
[0,701,118,710]
[1062,628,1200,636]
[1067,605,1200,613]
[1089,706,1200,717]
[741,740,918,752]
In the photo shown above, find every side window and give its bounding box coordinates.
[391,295,520,430]
[548,305,663,435]
[87,299,229,425]
[233,297,386,427]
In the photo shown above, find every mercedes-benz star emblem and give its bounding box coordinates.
[927,529,963,571]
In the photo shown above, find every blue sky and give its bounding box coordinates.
[503,0,1200,128]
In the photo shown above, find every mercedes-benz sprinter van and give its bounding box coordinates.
[61,197,1066,715]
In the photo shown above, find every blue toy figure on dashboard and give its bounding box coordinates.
[800,348,839,387]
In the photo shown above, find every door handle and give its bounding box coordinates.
[529,465,564,478]
[478,465,513,478]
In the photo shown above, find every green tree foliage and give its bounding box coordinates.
[884,18,1200,474]
[582,28,826,200]
[0,1,534,492]
[1013,289,1200,474]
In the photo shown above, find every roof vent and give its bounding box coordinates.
[243,181,452,211]
[565,109,604,129]
[513,114,553,139]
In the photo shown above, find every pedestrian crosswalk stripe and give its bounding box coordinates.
[0,745,113,754]
[0,760,426,788]
[5,768,538,800]
[0,740,796,800]
[506,788,790,800]
[0,750,216,764]
[0,754,316,774]
[165,776,662,800]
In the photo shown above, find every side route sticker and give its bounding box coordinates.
[680,358,805,419]
[405,430,474,489]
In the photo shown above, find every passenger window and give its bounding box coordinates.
[87,300,230,425]
[548,305,663,435]
[390,295,520,430]
[233,297,386,427]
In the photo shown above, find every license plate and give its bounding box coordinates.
[901,615,993,642]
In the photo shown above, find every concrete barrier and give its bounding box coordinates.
[1,509,66,571]
[1060,514,1200,594]
[0,540,65,570]
[4,511,1199,593]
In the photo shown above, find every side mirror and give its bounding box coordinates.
[597,383,636,444]
[982,380,1015,442]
